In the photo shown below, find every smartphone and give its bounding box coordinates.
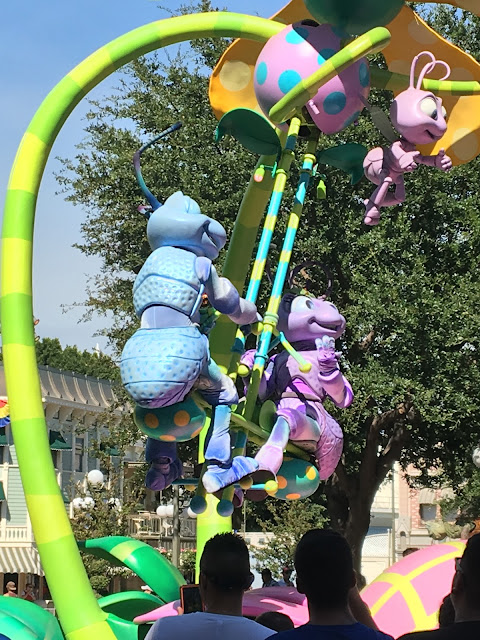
[180,584,204,614]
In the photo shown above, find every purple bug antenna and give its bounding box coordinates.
[287,261,333,298]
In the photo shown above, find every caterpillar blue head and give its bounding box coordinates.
[147,191,226,259]
[134,123,227,260]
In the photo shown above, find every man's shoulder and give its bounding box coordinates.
[399,622,480,640]
[147,613,272,640]
[267,623,394,640]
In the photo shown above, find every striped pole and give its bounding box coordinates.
[226,118,301,380]
[0,13,284,640]
[213,119,301,513]
[244,134,320,421]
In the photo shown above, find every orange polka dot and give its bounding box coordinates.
[306,466,317,480]
[286,493,301,500]
[174,410,190,427]
[144,413,159,429]
[159,435,176,442]
[277,475,288,489]
[185,485,196,492]
[191,427,202,438]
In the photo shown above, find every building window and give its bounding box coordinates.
[420,504,437,522]
[75,438,84,473]
[51,450,59,469]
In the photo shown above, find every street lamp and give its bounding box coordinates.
[87,469,105,486]
[472,443,480,468]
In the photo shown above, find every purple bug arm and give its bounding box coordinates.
[239,349,275,400]
[319,370,354,408]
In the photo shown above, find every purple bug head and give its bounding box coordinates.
[278,293,346,343]
[390,51,450,145]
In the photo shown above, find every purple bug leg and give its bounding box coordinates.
[255,416,290,474]
[315,412,344,481]
[145,439,183,491]
[202,405,259,494]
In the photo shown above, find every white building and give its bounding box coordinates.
[0,363,124,598]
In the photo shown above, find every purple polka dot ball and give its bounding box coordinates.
[253,21,370,134]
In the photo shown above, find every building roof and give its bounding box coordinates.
[0,363,118,412]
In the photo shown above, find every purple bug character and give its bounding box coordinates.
[363,51,453,225]
[240,266,353,481]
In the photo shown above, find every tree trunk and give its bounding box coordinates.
[324,402,415,577]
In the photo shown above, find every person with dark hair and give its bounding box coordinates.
[398,534,480,639]
[278,567,294,587]
[256,611,295,632]
[262,569,279,588]
[269,529,393,639]
[22,583,35,602]
[438,595,455,628]
[145,533,272,640]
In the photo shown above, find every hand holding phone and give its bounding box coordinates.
[180,584,203,614]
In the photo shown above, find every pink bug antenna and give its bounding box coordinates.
[416,58,451,89]
[410,51,451,90]
[409,51,436,88]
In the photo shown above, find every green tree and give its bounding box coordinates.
[251,499,327,579]
[71,469,146,596]
[35,336,119,380]
[58,1,480,573]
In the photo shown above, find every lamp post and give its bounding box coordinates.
[472,442,480,468]
[172,485,180,569]
[391,463,396,565]
[156,487,196,569]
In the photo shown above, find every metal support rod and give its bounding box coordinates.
[391,463,396,565]
[172,484,180,569]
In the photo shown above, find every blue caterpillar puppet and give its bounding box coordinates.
[120,123,259,493]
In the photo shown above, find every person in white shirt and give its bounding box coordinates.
[146,532,273,640]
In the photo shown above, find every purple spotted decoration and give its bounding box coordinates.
[253,21,370,134]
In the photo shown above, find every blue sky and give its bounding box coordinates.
[1,0,275,353]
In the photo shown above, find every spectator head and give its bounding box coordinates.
[294,529,356,610]
[438,594,455,627]
[256,611,295,631]
[452,533,480,613]
[261,569,273,582]
[199,533,254,598]
[282,567,293,579]
[5,581,16,592]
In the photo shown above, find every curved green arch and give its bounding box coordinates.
[0,12,283,640]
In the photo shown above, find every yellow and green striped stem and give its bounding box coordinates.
[371,66,480,95]
[244,135,320,421]
[226,121,301,380]
[1,13,284,640]
[269,27,391,124]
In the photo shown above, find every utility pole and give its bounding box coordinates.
[172,484,180,568]
[391,463,396,565]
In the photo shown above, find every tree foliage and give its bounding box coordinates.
[71,471,146,596]
[251,499,328,579]
[58,1,480,571]
[35,337,118,380]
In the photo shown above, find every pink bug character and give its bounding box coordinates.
[363,51,453,226]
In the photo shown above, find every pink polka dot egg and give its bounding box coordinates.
[254,21,370,134]
[134,396,205,441]
[362,541,466,638]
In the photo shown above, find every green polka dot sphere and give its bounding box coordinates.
[134,396,205,441]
